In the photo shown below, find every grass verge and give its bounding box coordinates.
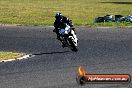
[0,0,132,27]
[0,52,24,61]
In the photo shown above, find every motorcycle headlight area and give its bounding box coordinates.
[59,28,70,35]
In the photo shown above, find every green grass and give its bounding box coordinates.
[0,0,132,27]
[0,52,24,60]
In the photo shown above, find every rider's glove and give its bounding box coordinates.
[53,28,57,32]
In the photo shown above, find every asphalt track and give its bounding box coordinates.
[0,26,132,88]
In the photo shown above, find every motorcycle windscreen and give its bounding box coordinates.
[59,29,65,35]
[59,28,70,35]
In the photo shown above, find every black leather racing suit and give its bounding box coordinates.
[53,16,73,39]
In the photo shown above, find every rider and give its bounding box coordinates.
[53,13,74,48]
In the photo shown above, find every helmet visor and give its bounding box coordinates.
[56,15,63,21]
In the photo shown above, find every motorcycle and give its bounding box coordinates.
[58,24,78,52]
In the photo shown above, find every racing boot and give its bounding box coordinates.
[57,35,61,40]
[62,43,67,48]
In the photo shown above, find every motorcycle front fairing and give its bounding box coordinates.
[69,29,78,46]
[58,24,71,36]
[57,24,78,51]
[58,25,71,46]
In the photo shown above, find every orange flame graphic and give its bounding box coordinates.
[78,66,86,76]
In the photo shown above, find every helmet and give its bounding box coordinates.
[55,13,63,21]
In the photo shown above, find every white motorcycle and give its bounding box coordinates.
[58,24,78,52]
